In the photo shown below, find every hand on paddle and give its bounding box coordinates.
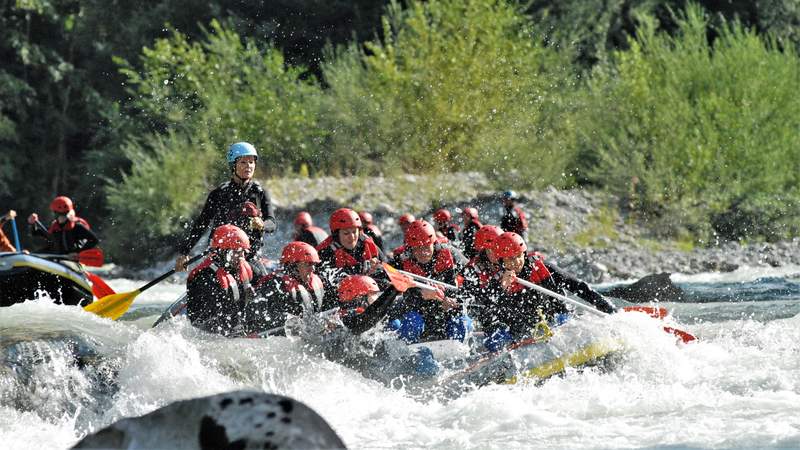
[175,254,190,272]
[27,213,38,225]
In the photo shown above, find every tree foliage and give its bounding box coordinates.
[3,0,800,263]
[578,4,800,240]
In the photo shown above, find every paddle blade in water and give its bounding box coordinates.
[623,305,668,319]
[83,290,140,320]
[663,326,697,343]
[85,272,115,298]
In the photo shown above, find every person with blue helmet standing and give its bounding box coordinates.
[175,142,276,276]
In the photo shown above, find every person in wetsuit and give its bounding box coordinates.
[175,142,276,276]
[481,232,616,351]
[186,225,254,336]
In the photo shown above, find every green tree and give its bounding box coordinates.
[107,20,324,263]
[322,0,577,187]
[579,4,800,240]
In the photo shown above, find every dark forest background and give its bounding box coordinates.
[2,0,799,265]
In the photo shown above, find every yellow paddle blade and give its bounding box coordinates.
[83,290,141,320]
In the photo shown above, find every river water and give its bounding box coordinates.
[2,265,799,449]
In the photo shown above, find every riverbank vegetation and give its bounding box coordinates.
[2,0,799,264]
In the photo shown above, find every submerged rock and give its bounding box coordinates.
[603,272,686,303]
[73,390,346,449]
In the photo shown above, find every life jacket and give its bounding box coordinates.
[48,216,91,234]
[466,256,499,289]
[396,243,455,278]
[317,234,379,271]
[280,272,326,314]
[188,256,254,302]
[506,252,551,294]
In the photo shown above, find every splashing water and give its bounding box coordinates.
[1,266,799,449]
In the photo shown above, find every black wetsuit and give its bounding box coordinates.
[178,179,276,259]
[294,226,328,248]
[247,272,338,334]
[186,259,251,336]
[460,220,482,260]
[481,258,615,339]
[339,287,399,334]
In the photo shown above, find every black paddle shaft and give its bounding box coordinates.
[139,253,205,293]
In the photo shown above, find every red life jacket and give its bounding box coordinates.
[396,243,454,278]
[48,216,91,234]
[280,272,326,313]
[188,256,253,301]
[466,256,499,289]
[317,234,379,270]
[506,252,551,294]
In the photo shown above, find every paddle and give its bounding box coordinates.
[622,305,667,319]
[9,214,22,252]
[84,253,205,320]
[383,263,441,293]
[85,271,116,298]
[390,265,459,291]
[512,276,697,343]
[35,248,105,267]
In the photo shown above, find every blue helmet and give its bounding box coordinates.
[501,190,518,200]
[227,142,258,165]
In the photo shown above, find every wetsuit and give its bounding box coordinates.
[248,271,337,334]
[391,243,462,341]
[186,255,254,336]
[501,204,528,238]
[294,226,329,248]
[460,220,482,260]
[482,253,615,340]
[339,287,400,334]
[178,179,276,260]
[363,224,385,252]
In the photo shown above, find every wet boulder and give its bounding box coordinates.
[603,272,686,303]
[73,390,346,449]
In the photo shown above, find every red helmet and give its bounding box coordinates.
[463,207,479,221]
[358,211,373,226]
[474,225,503,251]
[211,224,250,250]
[50,196,74,214]
[398,213,415,227]
[338,275,380,303]
[329,208,361,233]
[280,241,320,264]
[493,232,527,259]
[294,211,312,227]
[405,220,437,248]
[433,208,451,223]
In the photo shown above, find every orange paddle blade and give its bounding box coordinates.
[383,263,417,293]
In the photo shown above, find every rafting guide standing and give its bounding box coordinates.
[175,142,276,276]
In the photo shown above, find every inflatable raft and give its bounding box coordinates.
[0,252,93,307]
